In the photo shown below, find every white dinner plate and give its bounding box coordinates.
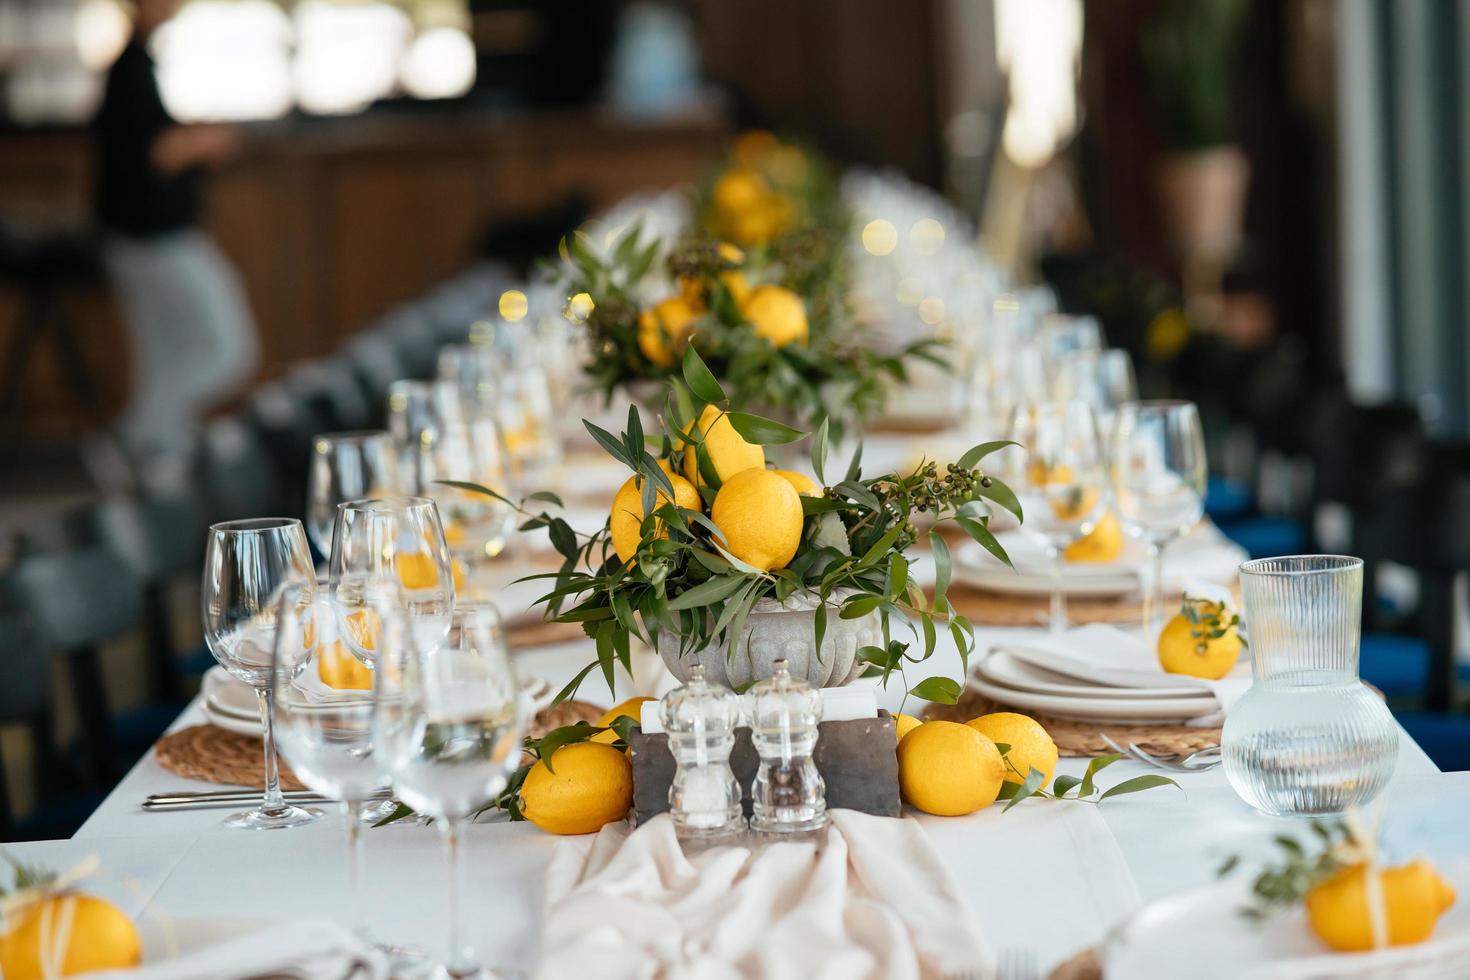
[967,672,1219,723]
[976,649,1215,701]
[1104,860,1470,979]
[954,541,1139,597]
[201,698,263,736]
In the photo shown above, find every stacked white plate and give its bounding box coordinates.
[200,666,556,736]
[970,646,1225,724]
[953,521,1247,598]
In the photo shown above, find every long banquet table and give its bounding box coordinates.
[11,620,1459,976]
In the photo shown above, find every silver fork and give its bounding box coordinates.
[995,947,1039,980]
[1099,733,1221,772]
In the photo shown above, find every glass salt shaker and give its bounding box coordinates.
[749,658,827,835]
[660,665,746,840]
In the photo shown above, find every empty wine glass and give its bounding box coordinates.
[330,496,455,656]
[1003,402,1108,632]
[1054,349,1138,438]
[306,431,401,557]
[412,421,517,568]
[202,518,321,829]
[1110,400,1208,639]
[1037,313,1103,370]
[375,603,524,978]
[496,364,561,491]
[386,379,465,479]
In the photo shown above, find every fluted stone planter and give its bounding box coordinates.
[657,590,878,690]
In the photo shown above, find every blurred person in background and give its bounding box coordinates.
[92,0,258,486]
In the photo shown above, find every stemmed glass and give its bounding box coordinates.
[1054,349,1138,438]
[330,496,455,656]
[1003,402,1108,632]
[412,422,517,570]
[201,518,320,829]
[306,431,401,558]
[386,379,465,480]
[1109,400,1208,639]
[375,603,524,978]
[1037,313,1103,369]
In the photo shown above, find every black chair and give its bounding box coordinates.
[199,417,286,524]
[377,308,440,381]
[341,335,405,412]
[287,360,372,433]
[243,383,331,504]
[10,546,144,785]
[0,603,63,838]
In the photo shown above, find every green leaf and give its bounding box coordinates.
[909,676,961,704]
[1002,766,1047,812]
[726,412,806,446]
[536,722,598,774]
[885,553,908,599]
[955,514,1012,568]
[957,440,1017,470]
[836,480,882,513]
[595,620,617,693]
[799,495,847,515]
[845,443,863,482]
[584,420,633,466]
[840,594,885,619]
[1080,753,1122,798]
[548,519,579,560]
[1098,774,1181,801]
[930,532,952,601]
[435,479,515,508]
[371,801,417,828]
[1051,774,1082,799]
[682,346,726,405]
[667,574,750,611]
[814,600,827,656]
[550,661,600,706]
[974,479,1023,522]
[811,417,829,482]
[524,491,565,508]
[858,525,902,567]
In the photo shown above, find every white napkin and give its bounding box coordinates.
[89,919,388,980]
[995,623,1252,725]
[536,811,993,980]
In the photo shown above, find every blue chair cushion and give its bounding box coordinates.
[1394,712,1470,772]
[1205,477,1253,522]
[1360,633,1430,698]
[1217,516,1308,559]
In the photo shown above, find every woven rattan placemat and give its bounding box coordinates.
[1048,948,1101,979]
[157,700,608,788]
[923,686,1222,757]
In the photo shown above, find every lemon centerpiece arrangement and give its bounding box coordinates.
[558,133,937,440]
[1158,590,1245,680]
[0,855,141,978]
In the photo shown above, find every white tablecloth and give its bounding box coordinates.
[9,617,1444,977]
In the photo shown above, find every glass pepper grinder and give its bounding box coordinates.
[659,664,746,840]
[750,658,827,835]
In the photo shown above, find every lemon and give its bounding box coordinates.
[712,167,767,217]
[1157,598,1243,680]
[710,468,804,571]
[681,405,765,488]
[609,463,700,564]
[318,641,372,690]
[1306,860,1457,952]
[966,712,1058,787]
[637,295,701,367]
[897,720,1006,816]
[774,470,821,496]
[893,713,921,743]
[520,741,633,835]
[732,130,780,168]
[591,696,654,745]
[395,551,446,592]
[718,270,752,307]
[1064,509,1123,562]
[742,285,808,347]
[0,894,141,978]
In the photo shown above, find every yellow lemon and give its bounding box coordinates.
[1064,509,1123,562]
[966,712,1058,787]
[774,470,821,496]
[717,242,746,264]
[1027,460,1075,486]
[742,285,808,347]
[1306,860,1457,952]
[893,713,921,743]
[0,894,141,978]
[442,520,465,549]
[608,463,700,564]
[591,696,655,745]
[897,721,1006,816]
[732,130,780,168]
[318,640,372,690]
[718,270,752,307]
[637,295,701,367]
[681,405,765,488]
[395,551,445,591]
[519,741,633,835]
[1157,599,1243,680]
[710,468,804,571]
[712,167,767,217]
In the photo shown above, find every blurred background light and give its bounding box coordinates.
[153,0,293,121]
[994,0,1083,168]
[862,219,898,256]
[74,0,130,72]
[910,217,946,255]
[400,25,476,101]
[499,290,529,322]
[293,0,411,116]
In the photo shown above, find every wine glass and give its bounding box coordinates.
[306,431,401,558]
[1002,402,1108,632]
[495,364,561,491]
[374,602,524,978]
[1054,349,1139,439]
[330,496,455,656]
[412,421,517,570]
[386,379,465,479]
[201,518,321,829]
[1037,313,1103,368]
[1110,400,1208,639]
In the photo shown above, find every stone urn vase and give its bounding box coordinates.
[657,589,879,690]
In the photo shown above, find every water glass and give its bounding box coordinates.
[1003,401,1107,631]
[374,603,524,977]
[330,496,454,655]
[201,518,321,830]
[1222,556,1399,817]
[1109,400,1207,638]
[306,431,400,556]
[1053,349,1138,437]
[412,421,517,566]
[386,379,465,478]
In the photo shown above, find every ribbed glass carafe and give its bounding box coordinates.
[1222,556,1398,817]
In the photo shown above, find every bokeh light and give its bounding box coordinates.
[400,26,476,100]
[153,0,293,121]
[862,219,898,256]
[895,278,923,305]
[75,0,130,71]
[293,0,411,116]
[910,218,946,256]
[565,292,596,322]
[499,290,529,322]
[918,297,946,325]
